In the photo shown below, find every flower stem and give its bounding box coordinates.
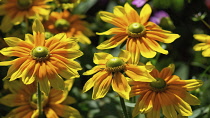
[37,82,43,117]
[201,19,210,29]
[119,97,130,118]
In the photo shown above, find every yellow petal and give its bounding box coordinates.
[93,52,113,64]
[96,28,125,35]
[118,50,131,63]
[96,34,128,50]
[140,4,152,24]
[83,66,102,75]
[137,38,157,58]
[48,74,65,90]
[0,47,13,56]
[162,105,177,118]
[142,37,168,55]
[146,110,160,118]
[193,34,210,43]
[126,38,140,65]
[50,104,82,118]
[125,65,156,82]
[99,11,126,27]
[112,72,131,100]
[174,95,193,116]
[92,72,111,99]
[124,3,140,23]
[32,19,45,34]
[0,15,13,33]
[4,37,23,46]
[38,78,50,95]
[193,43,210,51]
[82,71,104,93]
[183,79,203,91]
[183,92,200,105]
[25,34,34,44]
[44,108,59,118]
[202,48,210,57]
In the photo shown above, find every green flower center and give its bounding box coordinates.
[17,0,33,9]
[55,19,70,32]
[31,46,50,61]
[150,78,167,92]
[127,22,145,37]
[106,57,125,72]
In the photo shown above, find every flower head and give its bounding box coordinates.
[97,3,180,64]
[43,10,94,44]
[130,64,203,118]
[0,0,51,32]
[0,19,83,95]
[193,34,210,57]
[0,80,82,118]
[82,50,155,100]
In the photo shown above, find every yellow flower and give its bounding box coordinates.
[97,3,180,64]
[0,80,82,118]
[130,64,203,118]
[0,19,83,95]
[54,0,82,10]
[0,0,51,32]
[193,34,210,57]
[82,50,155,100]
[43,10,94,44]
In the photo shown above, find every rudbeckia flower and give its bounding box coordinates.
[193,34,210,57]
[97,3,180,64]
[0,80,82,118]
[0,0,51,32]
[0,19,83,95]
[43,10,94,44]
[130,64,203,118]
[82,50,155,100]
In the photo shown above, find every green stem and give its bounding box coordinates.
[201,19,210,29]
[37,82,43,117]
[119,97,130,118]
[200,65,210,79]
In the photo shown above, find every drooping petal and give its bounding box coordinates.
[38,77,51,95]
[50,104,82,118]
[0,94,28,107]
[142,37,168,55]
[183,92,200,105]
[82,71,105,93]
[92,72,112,99]
[126,38,140,65]
[146,109,160,118]
[112,72,131,100]
[137,38,157,58]
[202,48,210,57]
[44,108,59,118]
[48,74,65,90]
[174,95,193,116]
[0,15,13,33]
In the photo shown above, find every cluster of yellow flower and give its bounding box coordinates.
[0,0,206,118]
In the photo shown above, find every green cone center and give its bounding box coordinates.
[17,0,33,9]
[32,46,49,59]
[128,22,144,34]
[106,57,125,72]
[150,78,166,89]
[55,19,70,31]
